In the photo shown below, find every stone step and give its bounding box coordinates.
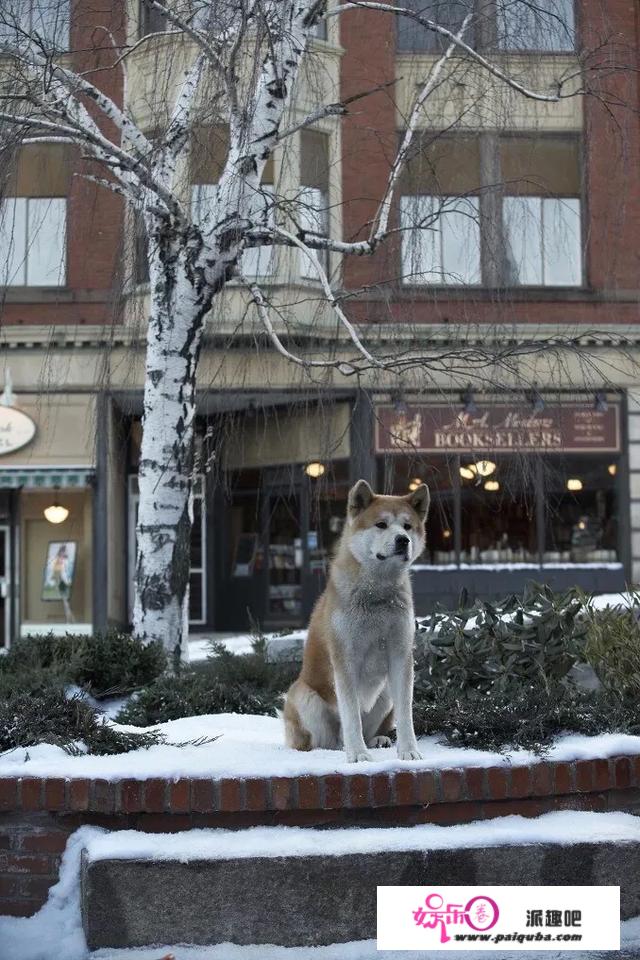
[81,819,640,951]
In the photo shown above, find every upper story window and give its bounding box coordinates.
[298,130,330,280]
[399,134,582,289]
[496,0,575,52]
[396,0,574,53]
[0,145,70,288]
[399,135,481,285]
[396,1,474,53]
[139,0,168,36]
[501,137,581,287]
[0,0,70,50]
[190,125,275,278]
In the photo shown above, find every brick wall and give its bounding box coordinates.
[1,756,640,917]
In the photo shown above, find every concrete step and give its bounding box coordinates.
[81,821,640,951]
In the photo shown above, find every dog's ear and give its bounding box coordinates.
[348,479,374,519]
[407,483,430,521]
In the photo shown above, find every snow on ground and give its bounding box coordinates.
[1,817,639,960]
[85,810,640,863]
[2,713,640,782]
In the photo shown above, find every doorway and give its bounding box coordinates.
[0,524,10,648]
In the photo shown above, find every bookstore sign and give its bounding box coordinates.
[375,403,621,455]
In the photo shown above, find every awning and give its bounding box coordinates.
[0,467,95,489]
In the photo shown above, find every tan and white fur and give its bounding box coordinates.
[283,479,429,763]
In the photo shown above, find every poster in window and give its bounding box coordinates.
[42,541,77,602]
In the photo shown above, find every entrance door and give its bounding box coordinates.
[0,525,10,649]
[263,482,308,628]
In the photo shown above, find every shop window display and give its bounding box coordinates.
[459,456,538,564]
[380,455,456,565]
[543,457,618,563]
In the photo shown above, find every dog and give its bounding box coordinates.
[283,478,429,763]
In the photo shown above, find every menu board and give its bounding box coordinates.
[375,403,621,455]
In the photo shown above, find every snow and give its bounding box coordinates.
[2,713,640,782]
[2,817,640,960]
[413,563,624,572]
[0,825,100,960]
[90,937,640,960]
[85,810,640,863]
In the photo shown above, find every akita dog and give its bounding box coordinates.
[283,479,429,763]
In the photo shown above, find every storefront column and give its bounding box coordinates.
[92,393,108,632]
[349,390,376,487]
[627,391,640,582]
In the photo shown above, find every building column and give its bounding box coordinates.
[349,390,376,487]
[92,392,108,632]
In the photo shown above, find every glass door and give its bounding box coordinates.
[263,484,305,628]
[0,525,10,649]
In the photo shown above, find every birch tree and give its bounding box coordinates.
[0,0,620,660]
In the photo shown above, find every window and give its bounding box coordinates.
[139,0,167,36]
[497,0,575,52]
[544,457,618,562]
[396,0,574,52]
[401,195,481,285]
[127,474,206,625]
[0,145,70,288]
[501,136,582,287]
[191,125,275,278]
[503,197,581,286]
[459,456,538,563]
[396,1,475,53]
[299,130,330,279]
[0,0,70,49]
[0,197,67,287]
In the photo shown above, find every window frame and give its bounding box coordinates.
[398,132,584,291]
[395,0,576,55]
[0,0,70,50]
[502,194,583,288]
[0,196,68,288]
[400,193,482,287]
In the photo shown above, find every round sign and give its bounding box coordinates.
[0,406,36,456]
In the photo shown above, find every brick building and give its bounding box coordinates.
[0,0,639,643]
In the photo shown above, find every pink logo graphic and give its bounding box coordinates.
[413,892,500,943]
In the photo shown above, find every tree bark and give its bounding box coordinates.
[133,229,208,664]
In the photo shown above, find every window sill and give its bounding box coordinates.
[394,285,611,303]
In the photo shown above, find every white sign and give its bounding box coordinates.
[377,885,620,951]
[0,406,36,456]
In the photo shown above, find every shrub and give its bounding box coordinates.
[0,630,167,698]
[117,640,298,726]
[413,684,639,753]
[0,689,164,755]
[584,598,640,700]
[415,583,588,699]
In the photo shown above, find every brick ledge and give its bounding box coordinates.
[0,755,637,816]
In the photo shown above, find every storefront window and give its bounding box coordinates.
[380,455,456,565]
[543,456,619,563]
[460,456,538,564]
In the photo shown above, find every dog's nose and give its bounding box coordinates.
[395,534,410,554]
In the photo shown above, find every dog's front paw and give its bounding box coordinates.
[346,748,373,763]
[368,736,392,749]
[398,747,422,761]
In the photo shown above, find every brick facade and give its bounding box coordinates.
[2,756,640,916]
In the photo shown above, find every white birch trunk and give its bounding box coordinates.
[133,229,208,664]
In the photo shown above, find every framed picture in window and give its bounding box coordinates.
[42,541,77,601]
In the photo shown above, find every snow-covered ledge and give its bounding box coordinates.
[2,714,640,917]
